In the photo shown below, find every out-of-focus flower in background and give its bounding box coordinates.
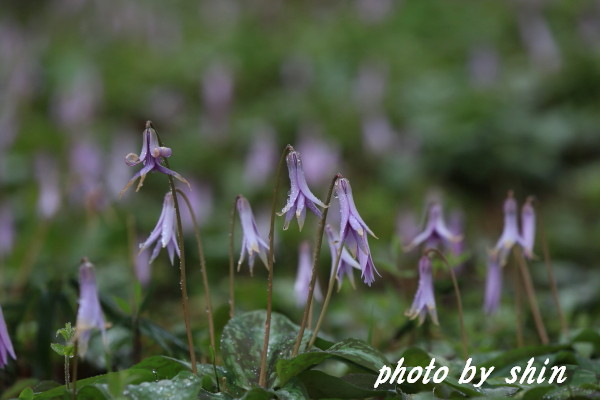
[406,255,439,325]
[236,195,269,275]
[484,252,502,315]
[494,191,524,266]
[521,196,536,259]
[243,126,277,189]
[294,241,322,307]
[75,259,107,357]
[404,202,462,251]
[35,153,61,220]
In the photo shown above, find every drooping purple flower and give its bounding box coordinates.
[404,202,462,251]
[294,242,322,307]
[139,192,180,266]
[494,191,524,266]
[120,122,189,196]
[405,255,439,325]
[326,225,361,290]
[76,259,107,357]
[335,177,380,286]
[483,253,502,315]
[0,305,16,368]
[279,149,326,231]
[521,196,536,259]
[237,195,269,275]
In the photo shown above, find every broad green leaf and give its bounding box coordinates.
[478,344,572,372]
[297,370,393,399]
[221,310,306,389]
[274,379,309,400]
[521,385,556,400]
[123,371,201,400]
[19,388,34,400]
[276,338,388,385]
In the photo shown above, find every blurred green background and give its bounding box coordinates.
[1,0,599,389]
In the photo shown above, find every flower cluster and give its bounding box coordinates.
[335,178,379,286]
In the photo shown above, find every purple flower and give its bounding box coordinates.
[279,149,326,231]
[484,253,502,315]
[139,192,180,266]
[0,305,16,368]
[405,255,439,325]
[120,123,189,196]
[76,259,107,357]
[294,242,322,307]
[494,191,524,265]
[335,178,380,286]
[404,202,461,251]
[521,196,536,259]
[134,238,151,288]
[325,225,361,290]
[237,195,269,275]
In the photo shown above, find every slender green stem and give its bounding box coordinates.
[152,121,197,374]
[511,261,525,347]
[176,188,216,351]
[258,145,291,387]
[64,355,70,390]
[514,247,549,344]
[228,197,238,319]
[539,210,568,337]
[71,342,78,400]
[307,234,346,349]
[424,248,469,359]
[292,174,339,356]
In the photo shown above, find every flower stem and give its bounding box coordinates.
[425,248,469,359]
[176,189,217,351]
[228,197,238,319]
[292,174,339,356]
[539,210,568,337]
[514,247,549,344]
[152,121,197,374]
[511,262,525,347]
[71,342,78,400]
[258,145,291,387]
[307,232,346,350]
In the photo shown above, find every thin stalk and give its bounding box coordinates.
[307,235,345,349]
[126,215,142,364]
[71,342,78,400]
[176,188,216,351]
[15,219,49,294]
[511,261,524,347]
[514,248,549,344]
[292,174,339,356]
[539,211,568,336]
[258,145,291,387]
[228,197,238,319]
[425,248,469,359]
[152,121,197,374]
[64,355,70,390]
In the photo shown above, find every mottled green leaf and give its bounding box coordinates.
[221,311,305,389]
[276,338,388,385]
[123,371,201,400]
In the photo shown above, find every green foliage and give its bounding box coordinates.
[50,323,75,358]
